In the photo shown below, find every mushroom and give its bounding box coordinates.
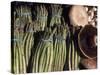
[69,5,88,27]
[78,25,97,59]
[81,58,97,69]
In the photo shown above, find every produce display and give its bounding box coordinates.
[11,1,97,74]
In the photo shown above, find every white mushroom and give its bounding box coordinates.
[69,5,88,27]
[85,7,88,12]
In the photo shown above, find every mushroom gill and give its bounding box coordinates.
[78,25,97,59]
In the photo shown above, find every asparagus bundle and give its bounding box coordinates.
[68,40,81,70]
[68,28,81,70]
[12,28,26,74]
[49,5,63,26]
[12,5,34,73]
[34,5,48,31]
[31,27,56,73]
[53,25,69,71]
[15,6,32,24]
[23,24,34,66]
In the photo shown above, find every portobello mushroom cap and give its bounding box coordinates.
[81,58,97,69]
[78,25,97,59]
[69,5,88,27]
